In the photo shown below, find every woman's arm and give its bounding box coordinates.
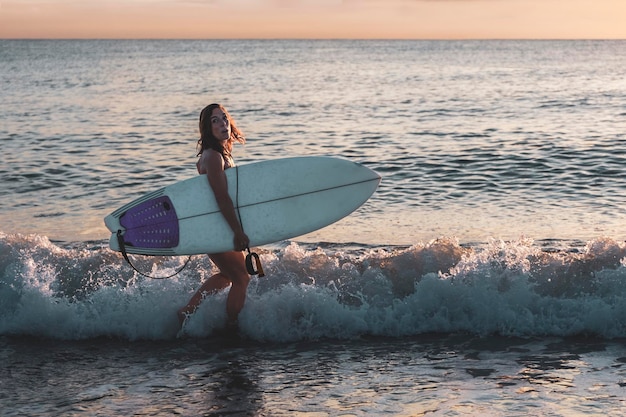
[203,150,249,251]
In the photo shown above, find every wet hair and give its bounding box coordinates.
[196,103,245,157]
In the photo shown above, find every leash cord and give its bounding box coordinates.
[235,165,265,277]
[116,230,192,279]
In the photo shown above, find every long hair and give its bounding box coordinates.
[196,103,245,157]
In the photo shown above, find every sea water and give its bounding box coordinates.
[1,40,626,416]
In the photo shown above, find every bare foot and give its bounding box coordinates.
[225,319,238,331]
[177,307,191,328]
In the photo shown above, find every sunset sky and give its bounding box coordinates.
[1,0,625,39]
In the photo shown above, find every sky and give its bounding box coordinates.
[1,0,625,39]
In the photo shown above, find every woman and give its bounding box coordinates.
[178,103,251,330]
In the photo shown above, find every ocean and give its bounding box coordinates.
[1,39,625,416]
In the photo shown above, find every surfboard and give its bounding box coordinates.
[104,156,381,256]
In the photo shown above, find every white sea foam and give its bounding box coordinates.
[2,233,625,341]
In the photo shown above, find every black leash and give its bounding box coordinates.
[116,230,192,279]
[235,165,265,277]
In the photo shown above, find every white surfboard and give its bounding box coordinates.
[104,156,380,256]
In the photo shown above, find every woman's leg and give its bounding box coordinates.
[209,251,251,325]
[178,269,231,325]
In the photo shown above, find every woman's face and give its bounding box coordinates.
[210,108,231,141]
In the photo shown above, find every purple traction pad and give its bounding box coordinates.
[119,196,180,248]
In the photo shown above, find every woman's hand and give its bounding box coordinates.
[233,229,250,252]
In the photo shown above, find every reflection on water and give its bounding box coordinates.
[2,334,626,416]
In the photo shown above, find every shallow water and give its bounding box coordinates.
[2,334,625,416]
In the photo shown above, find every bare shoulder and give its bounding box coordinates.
[196,149,224,174]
